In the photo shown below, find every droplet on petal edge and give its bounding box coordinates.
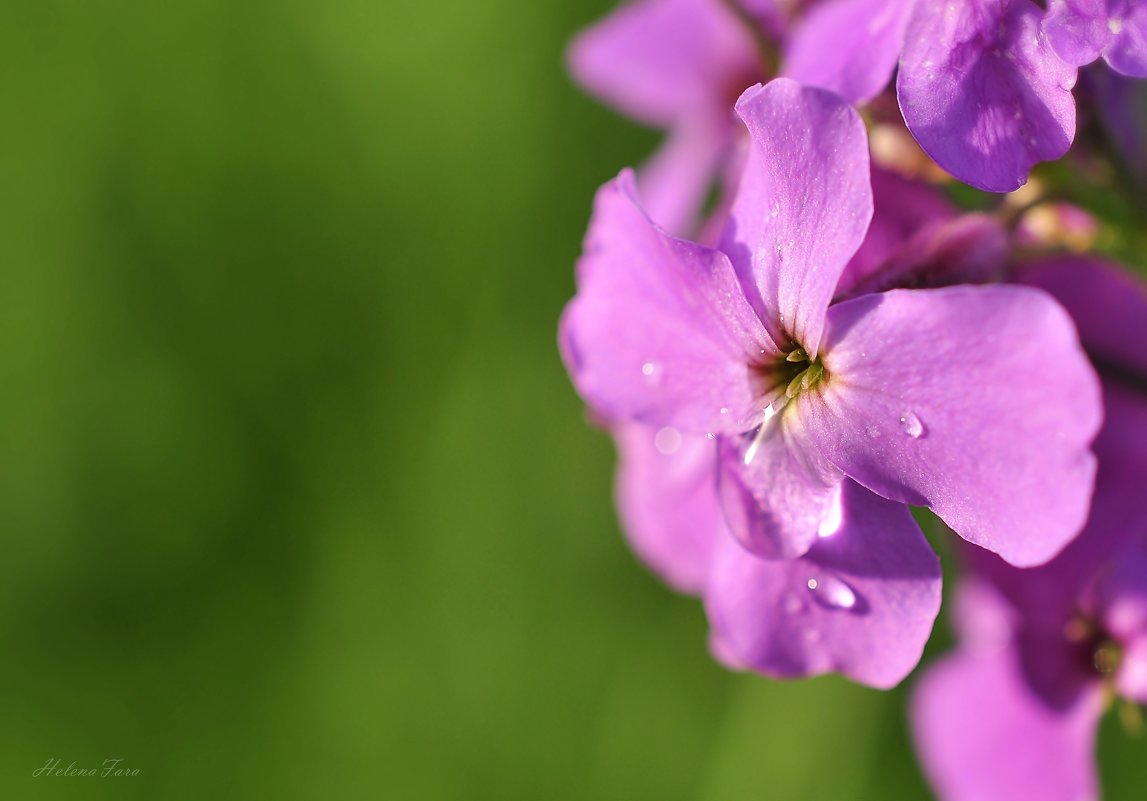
[806,576,858,611]
[899,411,925,439]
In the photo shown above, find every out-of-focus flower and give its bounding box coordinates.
[910,256,1147,801]
[1044,0,1147,77]
[560,79,1101,570]
[567,0,769,235]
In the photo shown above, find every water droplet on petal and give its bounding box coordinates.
[720,407,729,415]
[641,361,656,377]
[654,426,682,456]
[817,485,843,538]
[742,401,783,466]
[899,411,925,439]
[782,593,805,614]
[807,576,857,611]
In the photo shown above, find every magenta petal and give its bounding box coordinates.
[1117,633,1147,702]
[716,425,843,560]
[1045,0,1113,67]
[911,647,1103,801]
[1104,3,1147,76]
[1019,254,1147,377]
[897,0,1077,192]
[705,481,941,689]
[721,79,873,356]
[614,424,722,595]
[836,168,958,297]
[806,285,1101,567]
[783,0,914,103]
[560,171,778,434]
[566,0,758,128]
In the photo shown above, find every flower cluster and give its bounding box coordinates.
[560,2,1147,798]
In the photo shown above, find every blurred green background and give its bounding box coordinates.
[0,1,1141,798]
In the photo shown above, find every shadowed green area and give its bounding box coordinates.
[0,1,1143,799]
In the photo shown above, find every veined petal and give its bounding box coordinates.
[716,423,843,560]
[804,285,1101,567]
[560,171,778,435]
[705,481,941,689]
[567,0,759,128]
[783,0,915,103]
[898,0,1077,192]
[910,647,1103,801]
[614,424,723,595]
[721,78,873,357]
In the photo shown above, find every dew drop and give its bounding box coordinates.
[899,411,925,439]
[807,575,858,611]
[641,361,656,377]
[720,407,729,415]
[782,593,805,614]
[654,426,682,456]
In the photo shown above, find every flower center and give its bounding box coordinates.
[772,345,827,401]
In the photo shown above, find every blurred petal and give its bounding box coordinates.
[636,116,732,237]
[836,167,958,297]
[1045,0,1112,66]
[783,0,914,103]
[614,424,722,594]
[840,213,1008,299]
[721,79,873,356]
[804,285,1101,567]
[560,171,778,435]
[1019,254,1147,377]
[705,481,941,688]
[567,0,758,127]
[1103,3,1147,76]
[898,0,1077,192]
[1117,633,1147,702]
[911,647,1102,801]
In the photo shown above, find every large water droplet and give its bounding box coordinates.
[654,426,682,456]
[817,485,843,538]
[641,361,656,377]
[742,401,783,466]
[807,576,857,611]
[899,411,925,439]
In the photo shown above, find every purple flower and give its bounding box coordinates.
[567,0,766,234]
[561,78,1101,569]
[1044,0,1147,76]
[910,256,1147,801]
[783,0,1142,191]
